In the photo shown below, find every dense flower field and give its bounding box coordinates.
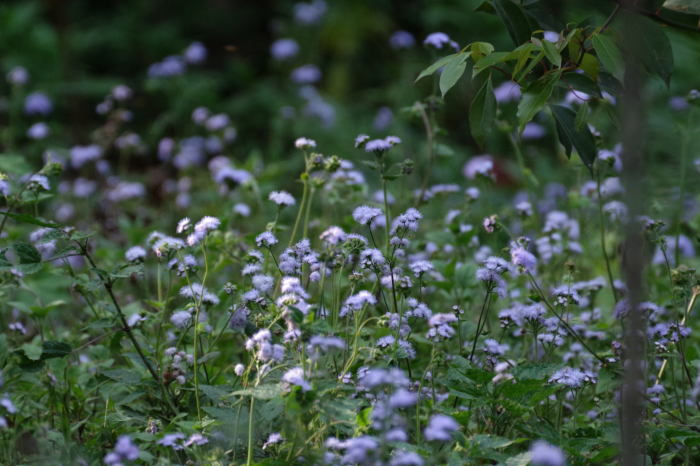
[2,0,700,465]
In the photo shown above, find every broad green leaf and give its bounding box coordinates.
[542,39,562,67]
[415,54,458,82]
[110,263,144,279]
[41,340,72,359]
[0,334,7,368]
[598,71,624,97]
[81,318,118,331]
[579,53,600,81]
[471,42,494,65]
[440,53,470,97]
[469,78,498,147]
[199,384,231,402]
[493,0,537,46]
[0,155,33,175]
[591,445,620,462]
[506,452,532,466]
[567,29,584,62]
[512,43,534,77]
[550,104,597,173]
[593,33,625,83]
[472,52,510,78]
[102,369,142,385]
[517,72,561,136]
[47,245,79,262]
[70,230,96,241]
[603,101,621,129]
[516,50,545,82]
[116,387,149,405]
[7,242,44,274]
[511,363,564,380]
[0,211,60,228]
[662,0,700,15]
[559,28,581,52]
[471,434,514,449]
[557,72,603,98]
[30,300,65,318]
[575,101,589,132]
[624,13,674,88]
[232,383,284,400]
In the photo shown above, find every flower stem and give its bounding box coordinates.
[595,169,618,303]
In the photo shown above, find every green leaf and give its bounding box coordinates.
[469,78,498,147]
[575,101,589,132]
[663,0,700,15]
[567,28,584,61]
[591,445,620,462]
[493,0,537,46]
[550,104,597,173]
[415,54,458,83]
[231,383,284,400]
[0,211,60,228]
[440,53,470,97]
[30,300,65,318]
[511,363,564,380]
[47,245,79,262]
[471,42,495,64]
[102,369,142,385]
[624,13,674,88]
[512,43,534,77]
[542,39,562,67]
[116,387,149,405]
[505,452,531,466]
[110,264,144,279]
[471,434,513,449]
[41,340,72,359]
[517,72,561,136]
[472,52,510,78]
[515,50,545,83]
[593,34,625,83]
[579,53,600,81]
[6,242,44,274]
[557,72,603,98]
[81,318,118,331]
[199,384,231,402]
[603,100,621,129]
[0,334,8,368]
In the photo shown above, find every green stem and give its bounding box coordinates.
[288,178,308,248]
[247,397,255,466]
[595,169,618,303]
[383,179,391,257]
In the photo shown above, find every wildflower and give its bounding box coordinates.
[269,190,295,206]
[360,248,386,268]
[392,207,422,233]
[158,433,185,450]
[6,66,29,85]
[463,155,494,180]
[389,31,416,50]
[295,137,317,150]
[365,139,392,153]
[256,231,279,247]
[9,322,26,335]
[530,440,566,466]
[27,122,50,140]
[389,388,419,408]
[466,187,480,200]
[179,283,220,305]
[549,367,596,388]
[409,260,433,277]
[552,286,581,306]
[104,436,139,465]
[423,414,459,441]
[24,91,53,116]
[353,205,383,225]
[345,290,377,311]
[320,226,347,244]
[176,218,191,234]
[70,144,103,168]
[426,313,457,342]
[483,215,497,233]
[293,0,327,25]
[184,433,208,447]
[291,65,322,84]
[423,32,459,51]
[354,134,370,148]
[510,242,537,273]
[28,174,50,191]
[282,367,312,392]
[263,433,286,450]
[234,364,245,376]
[271,38,299,60]
[125,246,146,262]
[233,203,251,217]
[183,41,207,65]
[603,201,628,222]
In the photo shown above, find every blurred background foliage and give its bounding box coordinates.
[0,0,698,215]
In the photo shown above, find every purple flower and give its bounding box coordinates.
[291,64,322,84]
[373,107,393,131]
[389,31,415,50]
[184,41,207,65]
[423,32,459,51]
[293,0,327,25]
[27,122,50,140]
[6,66,29,85]
[24,91,52,116]
[530,440,566,466]
[271,38,300,60]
